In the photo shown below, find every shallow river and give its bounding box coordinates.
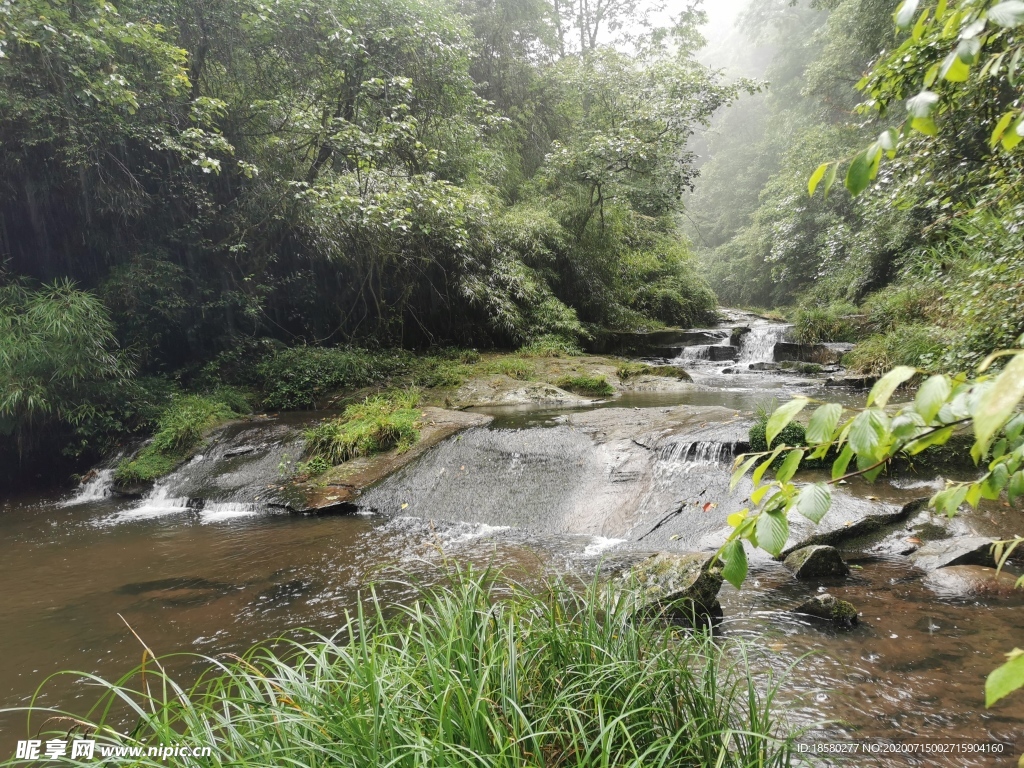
[1,318,1022,766]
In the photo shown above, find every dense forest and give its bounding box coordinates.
[3,0,1024,484]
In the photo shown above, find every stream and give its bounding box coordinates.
[1,311,1022,765]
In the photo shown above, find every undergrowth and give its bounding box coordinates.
[304,390,422,466]
[7,566,806,767]
[115,394,242,484]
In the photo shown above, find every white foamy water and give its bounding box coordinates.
[738,325,792,364]
[583,536,625,556]
[121,485,193,519]
[59,469,115,506]
[200,502,262,522]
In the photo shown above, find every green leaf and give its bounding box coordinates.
[1003,119,1024,150]
[911,117,939,136]
[822,163,838,198]
[986,650,1024,707]
[974,353,1024,450]
[845,151,872,195]
[940,52,971,82]
[906,425,954,455]
[868,365,917,408]
[756,509,789,557]
[766,398,808,448]
[832,445,854,480]
[795,482,831,524]
[907,90,939,117]
[753,445,787,485]
[988,1,1024,27]
[894,0,920,27]
[915,374,951,422]
[776,448,805,483]
[806,403,843,445]
[720,539,748,589]
[1009,470,1024,505]
[849,409,890,458]
[730,454,760,490]
[808,163,829,197]
[912,8,931,40]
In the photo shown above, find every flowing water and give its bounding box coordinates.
[1,312,1022,765]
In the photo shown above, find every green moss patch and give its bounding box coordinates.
[555,374,614,396]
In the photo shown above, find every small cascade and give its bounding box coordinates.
[678,345,711,361]
[200,501,262,521]
[738,324,792,364]
[126,484,194,518]
[60,468,115,506]
[658,440,736,467]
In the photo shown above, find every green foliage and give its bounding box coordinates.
[17,566,803,767]
[303,391,422,466]
[0,281,128,438]
[843,324,948,375]
[554,374,614,397]
[115,395,238,484]
[517,335,583,358]
[411,358,472,389]
[749,419,807,455]
[792,302,861,343]
[257,348,409,411]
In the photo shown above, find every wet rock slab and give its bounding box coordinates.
[283,407,493,513]
[908,536,998,570]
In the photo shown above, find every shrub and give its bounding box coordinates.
[792,302,860,344]
[749,419,807,453]
[256,348,410,410]
[304,391,421,466]
[411,357,471,388]
[20,567,803,767]
[555,374,615,396]
[844,324,948,376]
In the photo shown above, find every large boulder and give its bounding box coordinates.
[774,342,850,365]
[784,545,849,579]
[909,536,997,571]
[626,552,724,623]
[792,594,859,628]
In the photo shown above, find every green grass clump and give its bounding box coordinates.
[556,374,615,396]
[844,324,947,376]
[115,395,238,484]
[18,567,803,767]
[486,358,535,380]
[304,391,421,466]
[517,334,583,357]
[792,302,860,344]
[616,362,691,381]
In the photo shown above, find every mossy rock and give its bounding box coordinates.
[792,594,859,628]
[626,553,724,624]
[783,545,849,579]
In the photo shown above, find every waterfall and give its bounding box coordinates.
[60,469,115,506]
[657,440,736,472]
[678,345,710,360]
[738,325,792,364]
[125,484,194,518]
